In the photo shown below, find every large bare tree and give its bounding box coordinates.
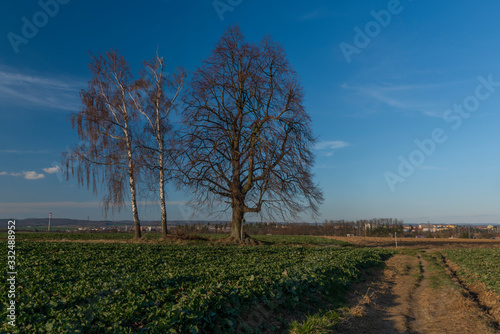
[132,55,186,239]
[179,26,323,241]
[64,49,142,238]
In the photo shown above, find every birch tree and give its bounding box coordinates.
[132,55,186,238]
[64,49,142,238]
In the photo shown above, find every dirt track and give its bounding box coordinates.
[335,252,499,333]
[325,237,500,333]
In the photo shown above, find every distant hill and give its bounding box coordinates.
[0,218,219,228]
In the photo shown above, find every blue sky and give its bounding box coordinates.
[2,0,500,224]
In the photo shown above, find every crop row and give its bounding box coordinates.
[442,248,500,294]
[1,242,390,333]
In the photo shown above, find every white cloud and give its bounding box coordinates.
[314,164,335,169]
[0,171,20,177]
[315,140,350,157]
[43,166,61,174]
[0,170,45,179]
[0,66,84,112]
[23,171,45,180]
[315,141,350,150]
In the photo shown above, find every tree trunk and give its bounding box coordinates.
[229,199,245,241]
[159,167,168,238]
[126,134,141,239]
[129,170,141,239]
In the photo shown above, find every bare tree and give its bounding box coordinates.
[64,49,142,239]
[132,54,186,239]
[178,26,323,241]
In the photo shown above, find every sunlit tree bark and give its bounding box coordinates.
[132,54,186,239]
[64,49,142,238]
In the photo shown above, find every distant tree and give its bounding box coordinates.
[132,54,186,239]
[177,26,323,241]
[64,49,142,239]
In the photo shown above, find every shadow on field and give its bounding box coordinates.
[334,264,411,334]
[235,259,402,333]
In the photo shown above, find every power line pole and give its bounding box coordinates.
[48,212,52,232]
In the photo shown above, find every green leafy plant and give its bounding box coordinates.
[1,242,391,333]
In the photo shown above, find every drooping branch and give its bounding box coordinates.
[63,49,143,238]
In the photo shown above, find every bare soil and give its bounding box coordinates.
[335,251,500,333]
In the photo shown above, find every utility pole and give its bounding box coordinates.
[48,212,52,232]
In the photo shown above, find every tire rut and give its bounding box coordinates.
[336,252,497,333]
[404,254,424,333]
[439,252,500,331]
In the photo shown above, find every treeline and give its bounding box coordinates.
[424,226,500,239]
[177,220,499,239]
[182,218,404,237]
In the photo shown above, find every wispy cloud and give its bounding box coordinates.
[43,166,61,174]
[0,66,84,112]
[315,140,350,156]
[341,81,460,118]
[23,171,45,180]
[0,201,188,214]
[0,170,45,180]
[0,201,101,213]
[0,149,51,154]
[316,141,350,150]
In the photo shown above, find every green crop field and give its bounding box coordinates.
[442,249,500,294]
[1,240,391,333]
[199,234,351,246]
[0,232,351,246]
